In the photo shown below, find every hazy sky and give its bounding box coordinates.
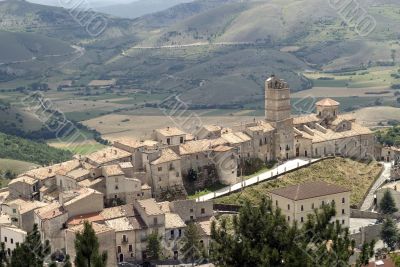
[28,0,137,7]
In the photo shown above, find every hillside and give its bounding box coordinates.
[0,0,399,106]
[0,132,73,165]
[96,0,194,19]
[216,158,383,207]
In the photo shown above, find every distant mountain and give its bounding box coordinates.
[96,0,195,19]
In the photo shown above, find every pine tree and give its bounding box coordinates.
[180,222,203,265]
[146,232,162,261]
[379,190,398,215]
[381,217,399,251]
[64,254,72,267]
[0,242,8,267]
[10,224,52,267]
[211,198,376,267]
[74,221,108,267]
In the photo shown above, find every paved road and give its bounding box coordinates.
[360,162,392,211]
[196,157,322,202]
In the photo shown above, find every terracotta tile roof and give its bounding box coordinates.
[102,164,125,177]
[35,203,66,220]
[65,168,90,180]
[78,178,103,188]
[246,121,275,133]
[25,160,80,180]
[115,138,158,149]
[221,132,252,144]
[213,145,234,152]
[202,125,222,132]
[86,147,131,166]
[331,114,356,126]
[9,176,37,186]
[105,217,133,232]
[6,199,47,214]
[100,205,134,219]
[165,213,186,229]
[269,181,350,201]
[136,199,164,216]
[128,216,147,230]
[179,140,214,155]
[157,201,171,213]
[67,212,104,226]
[151,148,180,165]
[297,122,372,143]
[63,188,102,206]
[141,184,151,190]
[293,114,320,125]
[156,127,186,137]
[119,162,133,169]
[196,216,215,237]
[69,222,113,234]
[316,98,340,106]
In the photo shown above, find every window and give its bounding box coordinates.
[10,239,13,244]
[180,137,184,144]
[176,172,180,177]
[287,204,290,210]
[117,246,121,253]
[114,195,118,199]
[342,209,345,215]
[322,201,325,206]
[153,218,158,225]
[201,208,205,214]
[342,220,345,225]
[178,229,182,237]
[275,200,278,206]
[190,216,194,220]
[301,205,304,211]
[301,217,304,223]
[190,209,194,213]
[4,237,6,242]
[12,209,16,214]
[171,230,175,239]
[287,216,290,222]
[115,185,119,190]
[167,138,171,145]
[158,167,162,172]
[342,198,345,204]
[129,245,133,252]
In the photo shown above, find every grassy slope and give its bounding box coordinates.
[0,132,73,165]
[0,158,38,174]
[215,158,383,207]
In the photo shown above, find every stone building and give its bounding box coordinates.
[265,75,295,160]
[270,181,351,227]
[65,222,117,267]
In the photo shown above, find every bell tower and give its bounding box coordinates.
[265,75,294,160]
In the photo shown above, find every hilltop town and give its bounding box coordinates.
[0,75,399,266]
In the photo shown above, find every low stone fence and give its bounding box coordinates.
[350,209,380,219]
[350,223,382,246]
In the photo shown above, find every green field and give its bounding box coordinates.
[215,158,383,207]
[0,158,38,174]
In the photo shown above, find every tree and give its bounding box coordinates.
[180,222,203,265]
[10,224,52,267]
[211,199,375,267]
[74,221,108,267]
[64,254,72,267]
[381,217,399,251]
[0,242,8,267]
[380,190,398,215]
[146,232,162,261]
